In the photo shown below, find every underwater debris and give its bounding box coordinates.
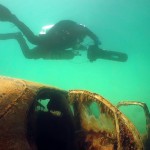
[117,101,150,150]
[0,76,146,150]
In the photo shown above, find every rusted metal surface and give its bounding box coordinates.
[0,76,66,150]
[117,101,150,150]
[69,90,144,150]
[0,76,146,150]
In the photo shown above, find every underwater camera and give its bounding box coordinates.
[87,45,128,62]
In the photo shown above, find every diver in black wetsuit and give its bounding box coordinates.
[0,4,100,60]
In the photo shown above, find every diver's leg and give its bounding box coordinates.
[10,15,41,45]
[0,32,41,59]
[15,32,43,59]
[0,4,40,45]
[0,33,19,40]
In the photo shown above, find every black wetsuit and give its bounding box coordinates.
[0,5,100,59]
[0,4,128,62]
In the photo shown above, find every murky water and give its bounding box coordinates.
[0,0,150,136]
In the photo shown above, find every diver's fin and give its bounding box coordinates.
[0,4,13,21]
[87,45,128,62]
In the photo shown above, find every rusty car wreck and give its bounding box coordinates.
[0,76,149,150]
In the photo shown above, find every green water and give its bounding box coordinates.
[0,0,150,135]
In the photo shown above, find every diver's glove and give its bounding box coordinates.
[87,45,101,62]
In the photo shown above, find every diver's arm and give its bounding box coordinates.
[84,26,101,47]
[9,14,40,45]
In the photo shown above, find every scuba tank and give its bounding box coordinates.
[39,24,54,35]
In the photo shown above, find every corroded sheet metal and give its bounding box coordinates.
[117,101,150,150]
[0,76,66,150]
[69,90,144,150]
[0,76,145,150]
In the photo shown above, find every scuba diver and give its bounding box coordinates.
[0,4,128,62]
